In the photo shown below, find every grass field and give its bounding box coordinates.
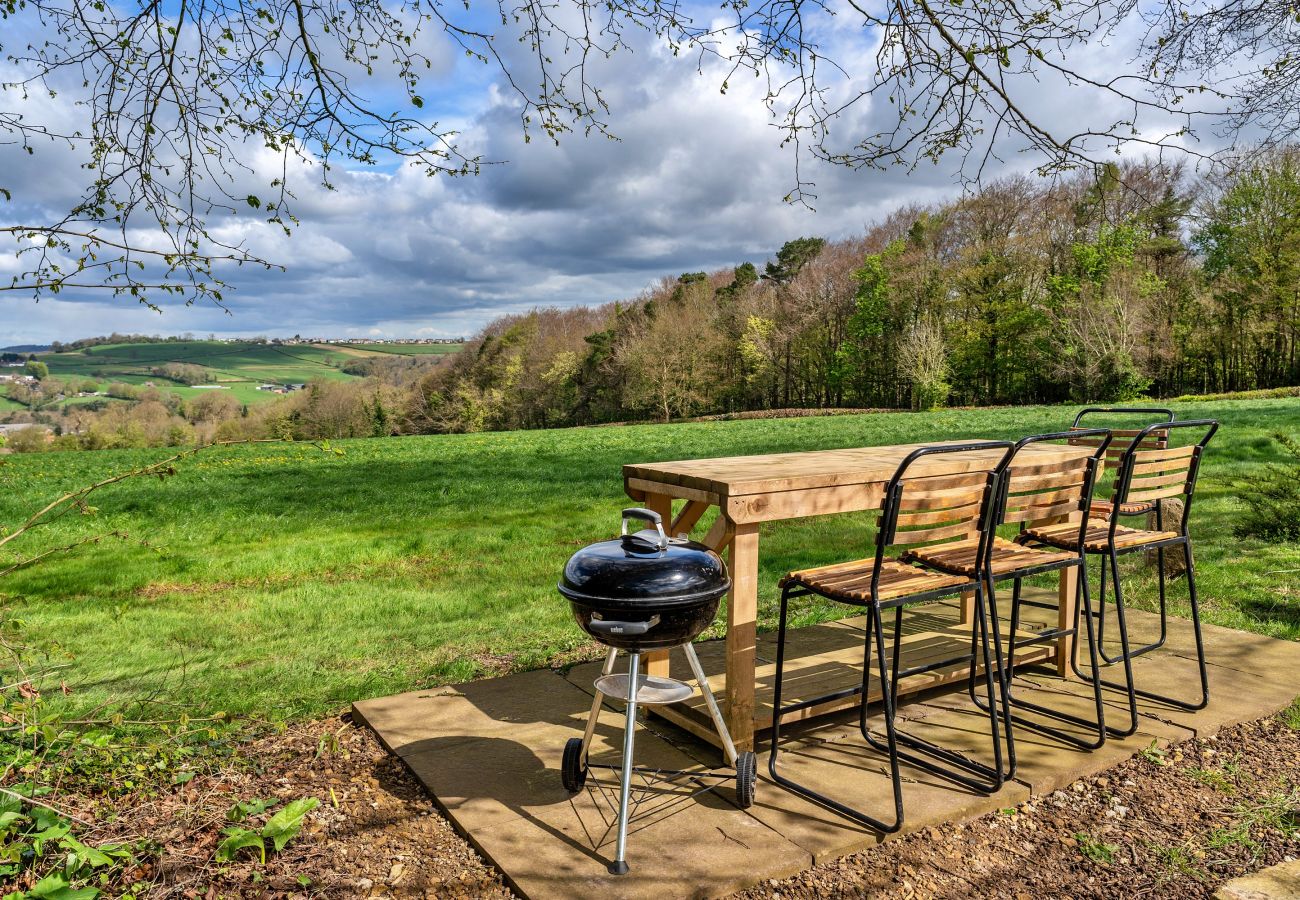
[1,340,463,410]
[0,398,1296,726]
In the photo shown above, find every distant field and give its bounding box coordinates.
[345,343,462,355]
[1,397,1295,724]
[0,339,461,409]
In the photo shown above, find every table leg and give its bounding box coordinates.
[1056,561,1079,676]
[725,523,759,752]
[1056,508,1084,676]
[642,493,674,679]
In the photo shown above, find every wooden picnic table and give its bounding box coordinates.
[624,439,1094,753]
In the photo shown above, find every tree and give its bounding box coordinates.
[6,0,1296,310]
[24,360,48,380]
[1195,149,1300,390]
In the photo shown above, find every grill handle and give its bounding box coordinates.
[589,615,661,637]
[620,508,668,550]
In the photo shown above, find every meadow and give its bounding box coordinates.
[0,398,1296,726]
[4,340,461,409]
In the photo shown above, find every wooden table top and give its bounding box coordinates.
[624,440,1092,498]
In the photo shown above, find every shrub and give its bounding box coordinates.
[1233,432,1300,541]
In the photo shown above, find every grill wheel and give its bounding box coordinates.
[735,750,756,808]
[561,736,587,793]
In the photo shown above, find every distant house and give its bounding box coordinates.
[285,383,306,391]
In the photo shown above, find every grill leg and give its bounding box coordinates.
[610,651,640,876]
[580,648,619,764]
[682,642,738,767]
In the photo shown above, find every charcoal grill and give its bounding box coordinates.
[557,508,756,876]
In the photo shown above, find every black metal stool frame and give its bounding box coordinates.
[1071,407,1176,664]
[1047,419,1219,737]
[767,441,1015,833]
[959,429,1115,772]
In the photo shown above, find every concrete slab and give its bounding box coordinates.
[462,790,807,900]
[1215,859,1300,900]
[750,700,1030,863]
[355,612,1300,899]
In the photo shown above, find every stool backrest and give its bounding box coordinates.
[993,429,1111,548]
[1069,407,1174,465]
[875,442,1014,591]
[1111,420,1218,533]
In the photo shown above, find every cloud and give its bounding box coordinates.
[1,3,1226,345]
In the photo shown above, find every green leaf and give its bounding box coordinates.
[261,797,318,852]
[215,827,265,864]
[226,798,275,822]
[411,95,424,108]
[28,871,99,899]
[171,770,196,785]
[245,195,261,209]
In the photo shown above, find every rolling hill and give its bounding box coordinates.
[1,339,462,410]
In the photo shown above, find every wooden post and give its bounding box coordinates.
[725,523,759,752]
[643,493,674,679]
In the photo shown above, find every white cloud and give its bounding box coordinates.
[1,4,1230,346]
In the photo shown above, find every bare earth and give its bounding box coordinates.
[48,702,1297,898]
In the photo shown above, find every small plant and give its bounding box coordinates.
[1188,765,1236,794]
[1279,696,1300,732]
[1151,842,1203,880]
[216,797,320,865]
[0,793,136,898]
[1233,432,1300,541]
[1140,740,1169,766]
[1074,832,1118,864]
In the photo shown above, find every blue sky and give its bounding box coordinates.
[0,1,1217,345]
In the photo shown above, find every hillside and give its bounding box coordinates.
[1,396,1295,723]
[1,339,462,410]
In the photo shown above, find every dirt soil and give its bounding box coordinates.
[38,706,1300,898]
[740,713,1300,900]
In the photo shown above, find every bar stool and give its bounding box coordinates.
[767,441,1014,832]
[1069,407,1175,663]
[903,429,1114,774]
[1019,420,1219,736]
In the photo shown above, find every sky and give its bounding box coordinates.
[0,1,1220,346]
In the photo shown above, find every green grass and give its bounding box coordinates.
[344,343,463,355]
[0,398,1296,724]
[36,341,373,406]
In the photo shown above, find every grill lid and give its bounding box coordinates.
[558,508,730,609]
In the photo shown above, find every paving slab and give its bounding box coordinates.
[1215,859,1300,900]
[750,700,1030,863]
[356,612,1300,899]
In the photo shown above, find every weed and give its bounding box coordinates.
[1278,696,1300,732]
[1151,842,1203,881]
[1205,822,1257,857]
[1188,767,1236,794]
[216,796,320,865]
[1141,740,1169,766]
[1074,832,1119,865]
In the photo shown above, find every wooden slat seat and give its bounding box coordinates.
[1090,499,1155,518]
[902,536,1077,577]
[781,558,970,603]
[1023,519,1180,553]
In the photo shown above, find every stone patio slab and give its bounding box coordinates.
[356,610,1300,899]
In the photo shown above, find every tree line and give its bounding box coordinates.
[5,152,1300,450]
[411,153,1300,432]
